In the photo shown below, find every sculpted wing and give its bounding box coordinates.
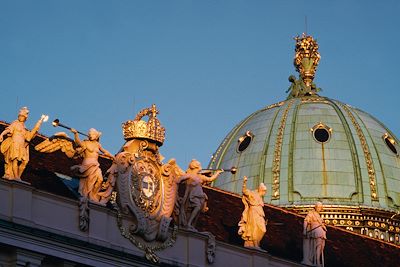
[35,132,76,158]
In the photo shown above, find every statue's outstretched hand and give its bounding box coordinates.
[40,114,49,122]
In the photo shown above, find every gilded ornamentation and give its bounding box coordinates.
[265,101,285,110]
[110,105,188,262]
[339,103,378,200]
[289,205,400,244]
[301,97,328,104]
[209,138,227,169]
[122,104,165,145]
[294,34,321,88]
[272,99,295,199]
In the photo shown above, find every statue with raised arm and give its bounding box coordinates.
[70,128,114,204]
[0,107,47,180]
[35,126,114,205]
[238,176,267,249]
[178,159,223,231]
[302,202,327,267]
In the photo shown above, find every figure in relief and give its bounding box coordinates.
[238,176,267,248]
[178,159,223,231]
[0,107,47,180]
[302,202,327,267]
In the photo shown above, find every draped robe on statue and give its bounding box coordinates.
[302,209,326,267]
[238,184,266,248]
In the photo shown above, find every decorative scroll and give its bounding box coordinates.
[265,101,285,110]
[301,97,328,104]
[339,103,378,200]
[272,99,295,199]
[114,203,178,263]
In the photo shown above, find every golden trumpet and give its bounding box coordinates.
[199,166,237,175]
[52,119,88,137]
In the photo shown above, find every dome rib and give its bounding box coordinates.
[328,99,364,203]
[210,96,400,214]
[258,104,282,190]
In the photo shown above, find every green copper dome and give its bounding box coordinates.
[209,35,400,243]
[209,95,400,211]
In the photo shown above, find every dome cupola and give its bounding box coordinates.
[209,34,400,243]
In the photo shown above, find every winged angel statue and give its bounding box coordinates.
[35,128,114,205]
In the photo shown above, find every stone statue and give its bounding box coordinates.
[70,128,114,204]
[0,107,47,180]
[35,127,114,204]
[286,75,302,98]
[302,202,327,267]
[238,176,267,249]
[178,159,223,231]
[286,74,321,99]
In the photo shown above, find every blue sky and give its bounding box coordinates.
[1,1,399,168]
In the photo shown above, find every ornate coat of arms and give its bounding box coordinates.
[109,105,184,262]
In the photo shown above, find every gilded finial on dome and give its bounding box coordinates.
[294,33,320,87]
[122,104,165,145]
[286,34,322,99]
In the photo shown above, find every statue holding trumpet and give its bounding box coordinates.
[178,159,236,230]
[70,127,114,204]
[0,107,48,180]
[35,119,114,205]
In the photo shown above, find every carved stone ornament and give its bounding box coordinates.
[78,197,89,232]
[110,105,184,263]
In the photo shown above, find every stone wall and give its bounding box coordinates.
[0,180,301,267]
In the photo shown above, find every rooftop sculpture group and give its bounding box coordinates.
[0,34,329,265]
[0,104,328,265]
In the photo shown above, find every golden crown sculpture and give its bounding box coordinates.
[294,33,321,87]
[122,104,165,145]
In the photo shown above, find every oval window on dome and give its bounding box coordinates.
[311,123,332,144]
[382,133,398,155]
[237,131,254,153]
